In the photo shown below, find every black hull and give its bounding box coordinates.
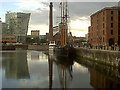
[54,46,76,58]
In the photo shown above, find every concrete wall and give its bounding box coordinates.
[28,45,49,51]
[75,47,120,67]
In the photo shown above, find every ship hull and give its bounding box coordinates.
[54,45,76,58]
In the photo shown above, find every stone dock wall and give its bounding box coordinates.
[75,47,120,67]
[28,45,49,51]
[1,45,49,51]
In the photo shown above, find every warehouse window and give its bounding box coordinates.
[103,17,105,22]
[103,11,105,15]
[103,23,104,28]
[111,30,113,35]
[119,29,120,35]
[103,30,104,35]
[111,16,113,21]
[111,11,113,15]
[111,23,113,28]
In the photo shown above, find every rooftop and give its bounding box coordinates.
[6,11,30,14]
[91,6,120,17]
[31,30,40,32]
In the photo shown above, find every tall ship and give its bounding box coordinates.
[48,1,76,58]
[54,1,75,58]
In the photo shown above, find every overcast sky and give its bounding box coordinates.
[0,0,119,37]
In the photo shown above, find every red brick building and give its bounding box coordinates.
[88,7,120,46]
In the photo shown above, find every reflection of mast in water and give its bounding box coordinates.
[56,58,73,89]
[58,65,72,89]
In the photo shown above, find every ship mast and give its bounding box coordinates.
[65,0,68,45]
[61,2,63,46]
[62,1,65,46]
[61,0,68,46]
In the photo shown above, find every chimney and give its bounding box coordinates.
[49,2,53,42]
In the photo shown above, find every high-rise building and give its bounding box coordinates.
[5,12,30,42]
[88,6,120,46]
[2,22,8,35]
[0,18,2,41]
[0,18,2,34]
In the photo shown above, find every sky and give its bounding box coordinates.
[0,0,120,37]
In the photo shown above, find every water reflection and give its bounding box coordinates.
[48,47,74,88]
[2,50,49,88]
[2,51,30,79]
[76,57,120,89]
[48,55,53,88]
[2,50,120,88]
[54,57,74,88]
[31,52,39,61]
[89,68,120,88]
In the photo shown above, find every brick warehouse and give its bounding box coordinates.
[88,6,120,47]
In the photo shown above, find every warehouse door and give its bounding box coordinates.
[109,38,114,46]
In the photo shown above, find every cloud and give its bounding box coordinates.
[14,2,119,36]
[28,24,49,35]
[69,2,118,19]
[1,16,5,22]
[70,18,90,31]
[21,9,49,25]
[68,2,118,36]
[0,0,120,2]
[16,0,49,10]
[69,17,90,37]
[20,2,61,35]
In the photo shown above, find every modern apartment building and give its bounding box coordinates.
[0,19,2,34]
[2,23,8,35]
[5,12,30,42]
[88,6,120,46]
[0,19,2,41]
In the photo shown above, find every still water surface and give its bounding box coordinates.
[1,50,120,88]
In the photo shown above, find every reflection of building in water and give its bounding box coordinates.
[89,69,120,88]
[2,52,17,79]
[2,51,30,79]
[31,52,39,60]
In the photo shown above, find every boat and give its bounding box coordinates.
[54,44,76,58]
[49,41,56,46]
[54,1,76,58]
